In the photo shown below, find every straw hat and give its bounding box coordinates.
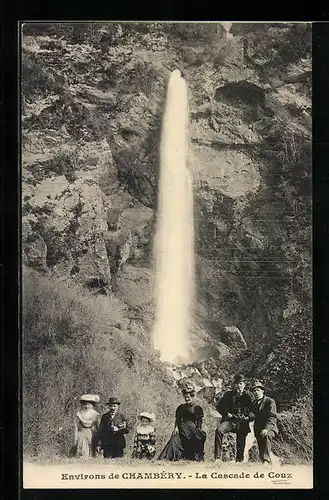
[80,394,100,404]
[138,411,155,422]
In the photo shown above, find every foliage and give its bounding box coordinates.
[22,267,183,458]
[274,24,312,65]
[164,23,224,44]
[47,151,79,182]
[121,61,160,95]
[23,22,124,46]
[245,23,311,70]
[273,393,313,464]
[230,307,312,410]
[22,52,63,100]
[262,311,312,405]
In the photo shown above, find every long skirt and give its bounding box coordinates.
[158,423,206,462]
[179,422,206,461]
[157,433,185,461]
[76,428,96,458]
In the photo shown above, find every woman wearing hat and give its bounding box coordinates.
[74,394,101,458]
[132,411,156,460]
[158,382,206,461]
[96,397,130,458]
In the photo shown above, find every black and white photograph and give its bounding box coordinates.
[21,21,312,489]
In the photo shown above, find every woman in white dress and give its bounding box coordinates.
[74,394,101,458]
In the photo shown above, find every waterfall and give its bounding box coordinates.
[152,69,194,364]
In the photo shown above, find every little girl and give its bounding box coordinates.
[132,411,156,459]
[74,394,101,458]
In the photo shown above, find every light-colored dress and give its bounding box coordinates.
[74,409,100,458]
[132,424,156,459]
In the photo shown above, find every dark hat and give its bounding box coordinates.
[233,374,246,383]
[107,397,121,405]
[251,380,265,391]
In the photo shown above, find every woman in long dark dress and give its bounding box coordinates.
[158,384,206,461]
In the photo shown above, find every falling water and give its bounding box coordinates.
[152,69,194,364]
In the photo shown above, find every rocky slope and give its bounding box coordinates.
[21,22,312,407]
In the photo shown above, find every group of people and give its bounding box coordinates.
[73,374,278,465]
[74,396,157,460]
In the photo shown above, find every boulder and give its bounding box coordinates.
[23,234,48,273]
[221,326,247,350]
[196,342,231,361]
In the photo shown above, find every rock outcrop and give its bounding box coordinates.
[220,326,247,350]
[21,23,312,403]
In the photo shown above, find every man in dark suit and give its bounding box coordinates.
[214,374,254,462]
[251,380,278,464]
[96,397,130,458]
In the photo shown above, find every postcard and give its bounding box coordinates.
[21,21,312,489]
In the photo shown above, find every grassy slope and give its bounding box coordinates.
[22,266,218,459]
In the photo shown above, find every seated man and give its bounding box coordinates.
[96,397,130,458]
[251,380,278,464]
[214,374,254,462]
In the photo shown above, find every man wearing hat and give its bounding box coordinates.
[214,374,254,462]
[96,397,130,458]
[251,380,278,464]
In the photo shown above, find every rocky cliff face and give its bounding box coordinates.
[21,22,312,404]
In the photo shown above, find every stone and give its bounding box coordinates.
[221,326,247,350]
[196,342,231,361]
[197,386,216,401]
[23,234,48,273]
[211,378,223,394]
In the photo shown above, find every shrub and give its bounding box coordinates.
[47,151,79,182]
[164,23,223,44]
[275,24,312,65]
[121,61,159,95]
[22,267,183,458]
[22,52,62,100]
[273,393,313,464]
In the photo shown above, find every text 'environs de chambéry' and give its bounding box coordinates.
[60,471,293,480]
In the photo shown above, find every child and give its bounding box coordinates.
[132,411,156,459]
[74,394,101,458]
